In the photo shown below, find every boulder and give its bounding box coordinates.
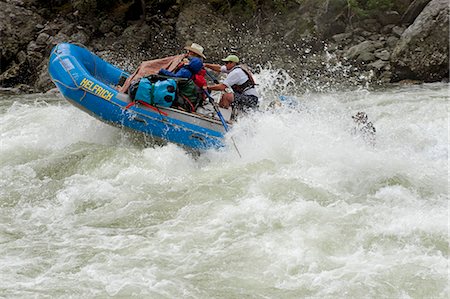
[391,0,449,82]
[375,49,391,61]
[377,11,401,26]
[359,19,382,32]
[0,1,43,74]
[99,19,115,34]
[70,30,90,45]
[368,59,389,71]
[121,24,153,47]
[345,41,384,62]
[402,0,432,24]
[332,32,352,44]
[314,0,347,38]
[34,59,52,91]
[386,36,399,48]
[391,25,406,37]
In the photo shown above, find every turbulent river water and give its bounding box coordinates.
[0,75,448,298]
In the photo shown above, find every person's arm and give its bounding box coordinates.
[204,63,222,73]
[159,68,192,79]
[208,83,227,91]
[158,68,176,77]
[207,69,240,92]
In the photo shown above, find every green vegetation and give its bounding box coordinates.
[347,0,395,17]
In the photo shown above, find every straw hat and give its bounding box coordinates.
[184,43,206,59]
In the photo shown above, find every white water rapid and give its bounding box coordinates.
[0,72,448,298]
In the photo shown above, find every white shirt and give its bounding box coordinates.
[221,66,259,97]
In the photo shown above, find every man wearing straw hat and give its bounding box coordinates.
[205,54,259,113]
[184,42,206,60]
[179,42,207,90]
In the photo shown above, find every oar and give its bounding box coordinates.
[203,89,242,158]
[203,90,229,131]
[205,70,219,84]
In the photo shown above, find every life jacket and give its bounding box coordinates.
[129,77,176,107]
[185,57,203,74]
[193,68,207,89]
[230,65,256,94]
[173,56,206,87]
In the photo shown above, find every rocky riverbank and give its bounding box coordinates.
[1,0,448,94]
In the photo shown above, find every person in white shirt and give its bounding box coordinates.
[205,55,259,112]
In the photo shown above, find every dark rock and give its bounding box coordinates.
[375,49,391,61]
[369,34,382,41]
[1,0,447,92]
[71,0,96,17]
[377,11,401,26]
[354,36,366,44]
[0,87,23,95]
[70,31,89,45]
[345,41,384,61]
[0,1,43,73]
[10,0,25,7]
[121,24,152,47]
[314,0,347,38]
[36,32,50,45]
[358,52,376,63]
[386,36,399,48]
[360,19,382,32]
[27,51,43,66]
[402,0,432,24]
[398,79,423,84]
[391,26,406,37]
[381,25,395,34]
[34,60,52,91]
[368,59,389,71]
[105,32,116,38]
[0,58,35,88]
[38,21,63,36]
[332,32,352,43]
[378,71,393,83]
[59,23,76,36]
[112,25,123,36]
[165,5,180,19]
[16,84,35,93]
[48,33,70,48]
[391,0,449,82]
[0,63,22,82]
[27,41,41,53]
[17,50,27,64]
[99,19,114,34]
[0,84,34,94]
[360,30,373,38]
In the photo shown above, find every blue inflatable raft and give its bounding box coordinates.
[48,43,230,150]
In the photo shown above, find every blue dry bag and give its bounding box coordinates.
[134,78,176,107]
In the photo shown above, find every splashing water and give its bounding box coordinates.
[0,68,448,298]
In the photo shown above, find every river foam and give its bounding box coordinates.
[0,80,448,297]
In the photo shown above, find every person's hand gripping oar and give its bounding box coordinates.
[205,69,220,84]
[203,89,242,158]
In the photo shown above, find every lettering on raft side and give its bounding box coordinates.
[79,78,114,101]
